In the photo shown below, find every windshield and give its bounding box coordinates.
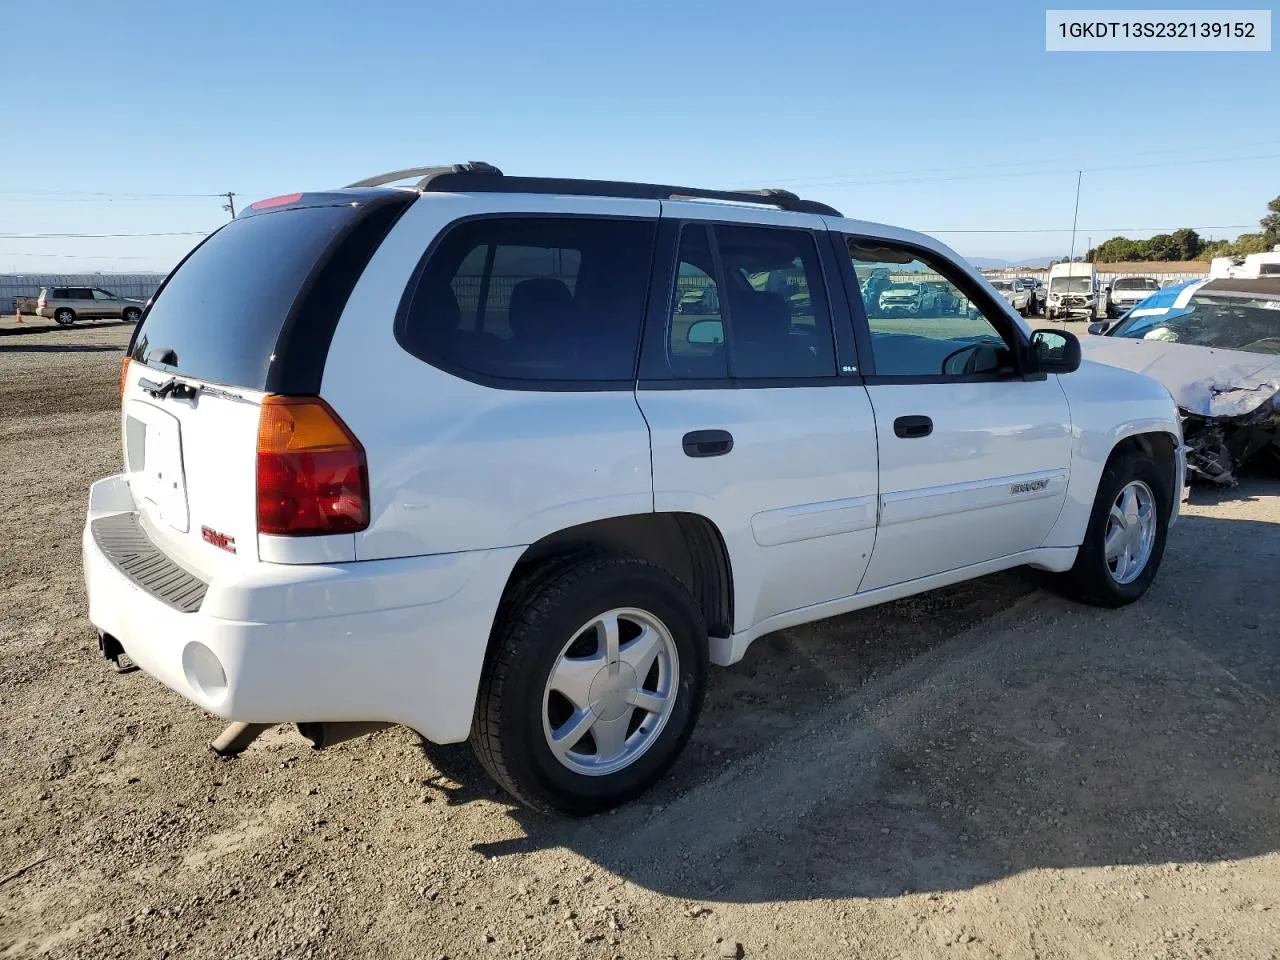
[1050,276,1093,294]
[1109,295,1280,352]
[990,280,1013,291]
[883,284,918,295]
[1113,278,1160,292]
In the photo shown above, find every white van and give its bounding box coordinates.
[1045,262,1098,321]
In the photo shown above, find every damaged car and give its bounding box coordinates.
[1083,277,1280,485]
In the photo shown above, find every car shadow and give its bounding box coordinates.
[0,343,124,354]
[414,512,1280,903]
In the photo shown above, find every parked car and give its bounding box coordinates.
[37,286,146,326]
[1107,276,1161,318]
[878,281,937,315]
[84,163,1184,815]
[990,278,1034,316]
[1018,277,1045,314]
[1085,277,1280,485]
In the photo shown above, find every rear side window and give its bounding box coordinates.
[129,204,378,389]
[646,223,838,381]
[397,216,657,384]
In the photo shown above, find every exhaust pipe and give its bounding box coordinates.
[296,721,393,750]
[210,721,273,756]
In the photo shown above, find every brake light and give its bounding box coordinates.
[249,193,304,211]
[119,357,130,399]
[255,396,369,536]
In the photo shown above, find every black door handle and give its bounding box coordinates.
[682,429,734,458]
[893,415,933,439]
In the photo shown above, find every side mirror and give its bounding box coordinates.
[1087,320,1111,335]
[1028,328,1081,374]
[686,319,724,345]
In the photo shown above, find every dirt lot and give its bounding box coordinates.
[3,325,1279,960]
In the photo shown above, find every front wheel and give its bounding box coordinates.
[470,553,708,815]
[1056,448,1171,607]
[54,308,76,326]
[122,307,141,323]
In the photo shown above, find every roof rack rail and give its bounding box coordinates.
[345,162,502,189]
[344,163,842,217]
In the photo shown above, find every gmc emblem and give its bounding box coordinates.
[201,526,237,554]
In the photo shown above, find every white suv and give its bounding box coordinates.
[84,163,1186,815]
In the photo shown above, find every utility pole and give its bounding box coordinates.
[222,191,237,219]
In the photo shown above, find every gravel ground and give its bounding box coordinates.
[3,325,1279,960]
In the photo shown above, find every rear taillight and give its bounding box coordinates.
[255,396,369,536]
[118,357,130,399]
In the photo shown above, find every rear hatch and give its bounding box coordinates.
[119,189,413,577]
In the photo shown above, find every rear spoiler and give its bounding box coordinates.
[238,188,412,218]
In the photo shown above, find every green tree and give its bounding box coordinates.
[1171,227,1202,260]
[1261,195,1280,247]
[1144,234,1179,261]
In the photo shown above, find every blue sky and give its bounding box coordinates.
[3,0,1277,272]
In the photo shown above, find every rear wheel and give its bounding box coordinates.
[122,307,141,323]
[470,553,708,815]
[1057,449,1170,607]
[54,308,75,326]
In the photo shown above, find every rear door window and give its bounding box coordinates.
[129,204,377,389]
[644,222,838,381]
[397,216,657,384]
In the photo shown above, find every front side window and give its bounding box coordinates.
[655,223,837,380]
[399,216,657,383]
[93,289,117,300]
[849,239,1017,378]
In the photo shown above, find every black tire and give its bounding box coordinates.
[122,307,141,323]
[470,553,708,815]
[1056,448,1171,608]
[54,308,75,326]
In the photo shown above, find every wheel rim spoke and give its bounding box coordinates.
[549,655,600,711]
[619,625,662,678]
[549,709,596,760]
[1109,502,1128,531]
[597,614,621,663]
[590,716,630,763]
[626,689,667,715]
[1104,524,1125,561]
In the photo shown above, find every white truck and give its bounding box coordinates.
[1107,276,1162,318]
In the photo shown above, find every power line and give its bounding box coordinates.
[765,153,1280,189]
[924,224,1255,234]
[750,138,1280,186]
[0,188,225,198]
[0,231,209,239]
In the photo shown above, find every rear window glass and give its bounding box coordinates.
[397,216,657,384]
[129,205,360,389]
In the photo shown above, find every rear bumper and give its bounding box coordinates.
[82,474,523,743]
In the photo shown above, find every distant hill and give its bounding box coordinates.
[965,256,1057,270]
